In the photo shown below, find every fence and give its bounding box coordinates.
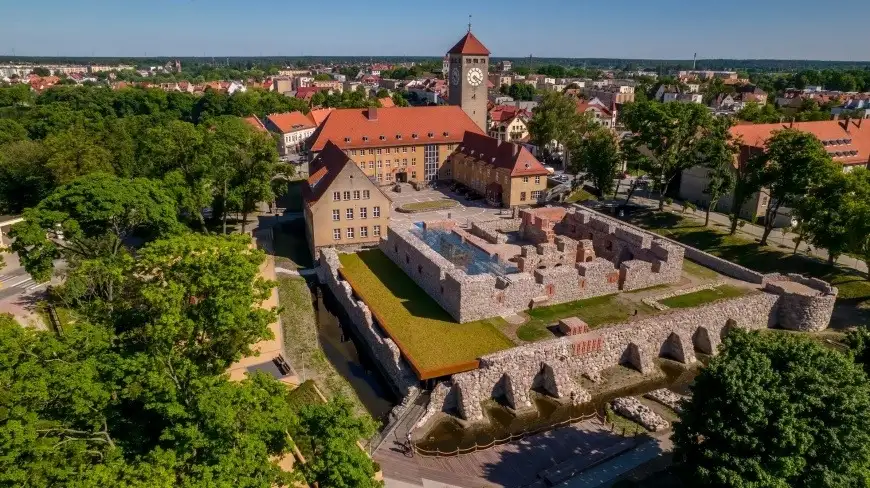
[411,410,645,458]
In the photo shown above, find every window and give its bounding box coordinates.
[346,208,354,220]
[368,161,374,169]
[385,147,391,154]
[412,157,417,164]
[360,207,367,219]
[342,191,351,200]
[353,190,360,200]
[376,148,382,155]
[522,176,529,183]
[368,149,374,155]
[386,173,392,181]
[411,171,417,179]
[403,147,408,153]
[531,190,542,200]
[347,227,354,239]
[376,174,382,181]
[333,228,341,240]
[446,168,451,176]
[520,192,527,201]
[377,161,382,168]
[373,206,381,218]
[394,159,399,165]
[360,226,368,238]
[535,176,541,184]
[363,190,370,199]
[332,191,340,202]
[332,209,340,221]
[373,225,381,236]
[351,149,356,156]
[412,146,417,152]
[385,161,390,168]
[424,144,439,182]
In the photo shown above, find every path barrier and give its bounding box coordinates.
[411,410,645,458]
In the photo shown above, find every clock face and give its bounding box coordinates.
[467,67,484,87]
[450,67,461,86]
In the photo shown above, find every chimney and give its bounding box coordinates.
[512,143,520,157]
[367,107,378,121]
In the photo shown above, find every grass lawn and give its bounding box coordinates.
[273,219,314,271]
[682,260,721,280]
[397,200,459,212]
[517,294,644,342]
[659,285,749,309]
[624,211,870,327]
[277,275,366,413]
[565,188,597,203]
[287,380,325,411]
[605,404,647,436]
[337,250,514,378]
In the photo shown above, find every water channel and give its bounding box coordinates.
[311,283,397,422]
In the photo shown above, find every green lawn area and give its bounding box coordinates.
[624,211,870,327]
[397,200,459,213]
[277,275,366,413]
[273,219,314,271]
[682,260,721,280]
[565,188,597,203]
[517,294,646,342]
[659,285,750,309]
[287,380,325,411]
[337,250,514,378]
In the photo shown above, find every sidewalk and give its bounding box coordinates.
[629,194,868,275]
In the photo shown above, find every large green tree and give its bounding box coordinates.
[754,129,836,246]
[695,118,737,226]
[674,330,870,487]
[528,92,592,168]
[10,174,180,284]
[845,168,870,274]
[0,139,53,213]
[572,127,622,199]
[619,100,713,210]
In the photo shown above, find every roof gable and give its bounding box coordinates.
[454,132,548,177]
[446,31,491,56]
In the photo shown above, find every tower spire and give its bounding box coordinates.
[468,14,472,32]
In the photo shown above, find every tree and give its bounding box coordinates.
[846,167,870,274]
[296,397,380,488]
[375,88,389,98]
[506,83,536,101]
[0,139,53,213]
[228,130,280,233]
[0,118,28,146]
[619,100,713,210]
[572,127,621,199]
[528,92,592,169]
[313,73,332,81]
[796,167,853,264]
[695,118,737,226]
[735,102,782,124]
[753,129,835,246]
[674,330,870,487]
[43,126,114,185]
[30,67,51,77]
[391,92,410,107]
[10,174,180,284]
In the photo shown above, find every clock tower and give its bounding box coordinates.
[446,28,490,132]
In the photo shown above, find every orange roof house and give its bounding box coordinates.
[243,115,269,133]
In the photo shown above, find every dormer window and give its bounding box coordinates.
[344,137,351,143]
[524,163,530,169]
[443,131,449,137]
[362,136,369,142]
[396,134,402,140]
[379,135,386,141]
[427,132,434,138]
[411,133,418,139]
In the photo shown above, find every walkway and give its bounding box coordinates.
[629,194,868,274]
[376,419,639,487]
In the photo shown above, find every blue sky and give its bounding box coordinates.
[4,0,870,60]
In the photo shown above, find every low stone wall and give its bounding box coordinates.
[644,389,687,413]
[470,218,521,244]
[449,292,781,421]
[763,274,837,332]
[611,397,669,432]
[317,249,419,399]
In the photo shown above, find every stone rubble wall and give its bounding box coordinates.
[644,388,688,413]
[414,381,457,430]
[763,274,838,332]
[317,248,419,400]
[611,397,669,432]
[449,292,780,421]
[470,218,521,244]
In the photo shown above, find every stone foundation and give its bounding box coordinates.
[644,389,687,413]
[611,397,669,432]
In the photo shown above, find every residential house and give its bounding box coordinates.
[265,111,319,156]
[575,98,616,129]
[679,118,870,225]
[306,106,483,185]
[488,104,531,142]
[497,60,512,72]
[446,132,549,207]
[303,141,391,258]
[581,84,635,107]
[655,84,702,104]
[311,79,343,94]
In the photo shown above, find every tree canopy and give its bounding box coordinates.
[674,330,870,487]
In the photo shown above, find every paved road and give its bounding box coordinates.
[0,268,46,300]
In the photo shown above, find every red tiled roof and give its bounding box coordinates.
[575,98,612,117]
[303,140,384,204]
[730,119,870,166]
[295,86,325,100]
[243,116,268,133]
[489,105,531,123]
[379,97,395,108]
[307,108,334,126]
[453,132,549,177]
[266,111,315,133]
[308,106,484,152]
[446,31,491,56]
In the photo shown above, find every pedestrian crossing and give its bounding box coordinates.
[0,271,46,293]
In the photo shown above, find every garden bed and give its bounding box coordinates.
[396,199,460,213]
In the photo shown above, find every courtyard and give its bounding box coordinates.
[337,249,516,379]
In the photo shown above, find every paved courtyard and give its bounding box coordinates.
[387,185,508,226]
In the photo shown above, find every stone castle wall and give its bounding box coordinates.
[763,273,838,332]
[317,249,419,399]
[446,291,780,421]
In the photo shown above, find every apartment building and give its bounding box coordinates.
[581,84,635,107]
[575,98,616,129]
[447,132,549,207]
[307,106,483,185]
[303,141,391,258]
[488,105,531,142]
